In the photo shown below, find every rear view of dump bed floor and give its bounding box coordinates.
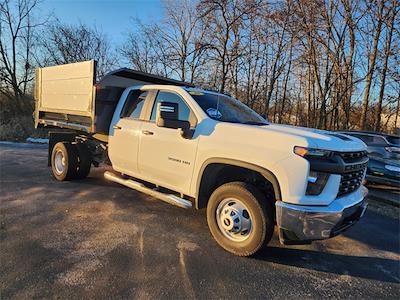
[34,60,194,136]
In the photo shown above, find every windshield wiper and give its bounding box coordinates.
[242,121,268,126]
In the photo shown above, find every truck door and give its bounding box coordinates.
[108,90,149,175]
[138,91,199,194]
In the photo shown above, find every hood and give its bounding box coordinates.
[264,124,366,152]
[210,120,367,153]
[216,122,366,152]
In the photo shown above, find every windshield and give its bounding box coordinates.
[188,91,267,125]
[386,136,400,145]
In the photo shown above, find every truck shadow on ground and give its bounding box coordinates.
[253,246,399,284]
[74,171,400,285]
[341,211,400,254]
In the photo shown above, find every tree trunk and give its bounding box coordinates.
[279,37,293,123]
[394,92,400,131]
[374,0,396,131]
[307,64,312,127]
[359,0,385,130]
[341,0,356,129]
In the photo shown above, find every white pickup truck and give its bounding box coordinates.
[35,61,368,256]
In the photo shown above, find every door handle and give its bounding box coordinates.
[142,130,154,136]
[113,125,122,130]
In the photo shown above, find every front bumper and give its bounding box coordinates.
[275,186,368,244]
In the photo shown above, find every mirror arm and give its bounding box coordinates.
[180,128,194,139]
[157,116,193,139]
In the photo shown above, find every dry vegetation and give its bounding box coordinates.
[0,0,399,141]
[0,94,47,141]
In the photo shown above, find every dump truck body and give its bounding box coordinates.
[35,60,193,135]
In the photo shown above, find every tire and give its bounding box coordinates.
[75,143,92,179]
[207,182,274,257]
[51,142,78,181]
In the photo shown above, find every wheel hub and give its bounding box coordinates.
[220,207,242,233]
[216,198,252,242]
[54,150,65,174]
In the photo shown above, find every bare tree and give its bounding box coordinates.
[197,0,259,93]
[121,1,210,83]
[3,0,396,133]
[262,5,290,117]
[155,0,209,82]
[359,0,385,129]
[39,20,116,78]
[341,0,359,129]
[120,20,162,75]
[374,0,398,131]
[278,35,294,123]
[0,0,43,111]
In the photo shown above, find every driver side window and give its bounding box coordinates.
[150,91,196,127]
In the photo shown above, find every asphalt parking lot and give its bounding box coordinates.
[0,143,399,299]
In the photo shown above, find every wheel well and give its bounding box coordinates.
[48,131,105,167]
[197,163,279,209]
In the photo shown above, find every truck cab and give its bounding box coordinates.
[108,85,201,195]
[35,61,368,256]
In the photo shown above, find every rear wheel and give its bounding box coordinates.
[207,182,274,256]
[51,142,78,181]
[75,143,92,179]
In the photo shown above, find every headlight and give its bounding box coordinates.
[294,147,331,195]
[306,170,330,195]
[294,146,332,158]
[385,165,400,172]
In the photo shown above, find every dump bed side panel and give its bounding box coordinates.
[35,60,96,132]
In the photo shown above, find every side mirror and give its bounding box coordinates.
[156,101,192,138]
[261,114,268,121]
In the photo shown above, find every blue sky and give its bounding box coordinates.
[41,0,163,44]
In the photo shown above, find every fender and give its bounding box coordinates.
[195,157,282,209]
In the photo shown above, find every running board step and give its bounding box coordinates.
[104,171,192,209]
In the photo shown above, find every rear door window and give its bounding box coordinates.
[120,90,148,119]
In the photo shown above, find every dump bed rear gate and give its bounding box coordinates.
[35,60,96,132]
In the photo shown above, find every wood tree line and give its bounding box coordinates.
[1,0,399,132]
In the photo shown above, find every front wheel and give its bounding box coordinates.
[207,182,274,256]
